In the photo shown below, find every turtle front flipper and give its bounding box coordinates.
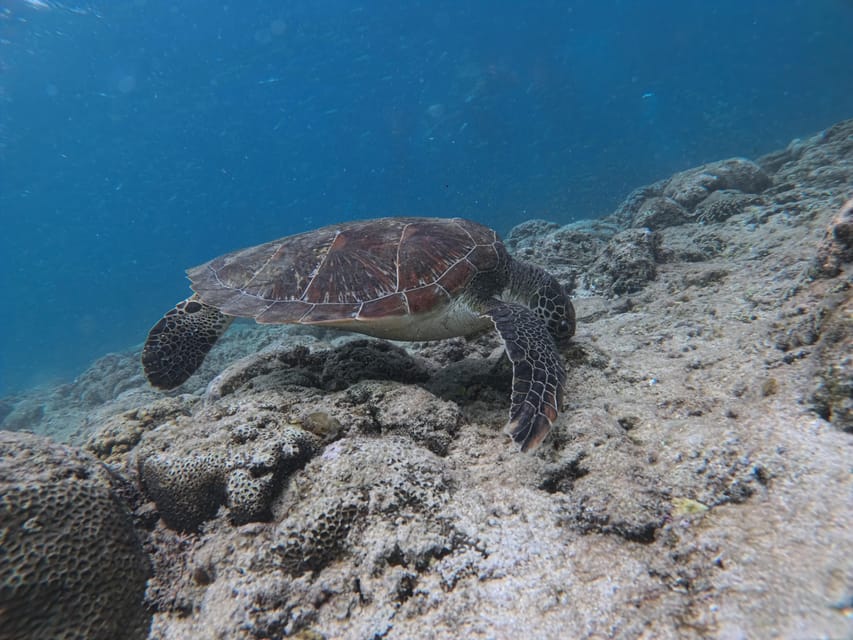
[142,296,234,390]
[484,302,566,452]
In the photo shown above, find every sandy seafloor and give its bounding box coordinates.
[1,121,851,640]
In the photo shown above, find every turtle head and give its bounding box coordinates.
[507,260,575,342]
[531,274,575,342]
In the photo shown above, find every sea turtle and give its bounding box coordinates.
[142,217,575,451]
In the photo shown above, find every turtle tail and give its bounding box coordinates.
[141,296,233,390]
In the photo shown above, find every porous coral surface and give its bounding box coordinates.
[0,431,150,640]
[137,413,318,531]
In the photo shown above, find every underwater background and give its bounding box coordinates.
[1,0,852,394]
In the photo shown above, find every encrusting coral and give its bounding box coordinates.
[138,422,318,531]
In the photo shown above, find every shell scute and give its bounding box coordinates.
[437,259,477,294]
[466,243,500,272]
[405,285,451,314]
[299,302,361,323]
[256,300,312,324]
[187,217,506,323]
[301,227,400,304]
[359,294,409,319]
[397,221,474,290]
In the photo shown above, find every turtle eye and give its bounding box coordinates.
[553,314,575,341]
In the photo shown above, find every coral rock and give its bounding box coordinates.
[320,339,429,391]
[585,228,661,295]
[664,158,771,210]
[694,189,762,224]
[373,385,463,455]
[814,198,853,277]
[0,431,150,640]
[139,423,318,531]
[631,196,690,230]
[272,494,366,575]
[140,451,228,531]
[269,436,453,577]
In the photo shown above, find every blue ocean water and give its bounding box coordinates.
[1,0,852,394]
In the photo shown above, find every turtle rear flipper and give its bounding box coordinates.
[142,296,233,390]
[485,302,566,452]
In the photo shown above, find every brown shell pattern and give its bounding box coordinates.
[187,217,503,324]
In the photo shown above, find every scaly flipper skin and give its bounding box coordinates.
[485,302,566,452]
[142,296,234,389]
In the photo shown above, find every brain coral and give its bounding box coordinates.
[139,422,318,531]
[0,431,150,640]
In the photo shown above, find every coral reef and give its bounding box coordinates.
[663,157,771,210]
[613,157,771,230]
[3,119,853,640]
[138,420,318,530]
[268,435,457,576]
[0,431,150,640]
[693,189,762,224]
[585,227,661,295]
[631,196,690,230]
[814,197,853,277]
[806,280,852,433]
